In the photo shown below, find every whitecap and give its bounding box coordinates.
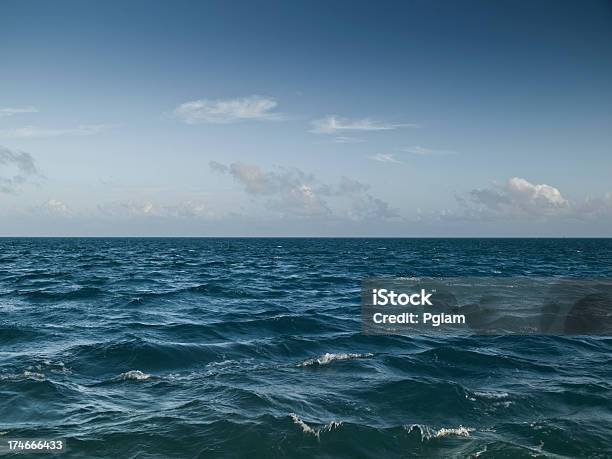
[473,390,509,400]
[435,426,474,438]
[118,370,152,381]
[494,400,513,408]
[289,413,342,438]
[0,371,45,381]
[22,370,45,380]
[297,352,373,367]
[405,424,474,440]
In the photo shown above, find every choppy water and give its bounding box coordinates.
[1,238,611,458]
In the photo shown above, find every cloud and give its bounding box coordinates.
[0,124,107,138]
[222,162,330,216]
[209,160,229,174]
[506,177,568,208]
[335,176,370,196]
[348,194,398,220]
[334,177,398,220]
[0,106,39,117]
[97,200,211,218]
[268,184,332,217]
[211,161,397,220]
[310,115,417,134]
[174,96,283,124]
[332,136,364,144]
[574,193,612,218]
[31,199,72,216]
[439,177,612,227]
[368,153,401,163]
[404,146,456,156]
[366,147,456,163]
[0,145,38,193]
[463,177,569,218]
[45,199,70,214]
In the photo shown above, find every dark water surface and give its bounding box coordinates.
[1,238,611,458]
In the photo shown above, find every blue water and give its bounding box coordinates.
[1,238,611,458]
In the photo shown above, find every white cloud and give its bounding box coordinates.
[435,177,612,227]
[268,184,332,217]
[34,199,72,216]
[97,200,211,218]
[0,107,39,117]
[332,136,364,144]
[0,145,38,193]
[368,153,401,163]
[465,177,569,218]
[46,199,70,214]
[506,177,568,208]
[221,162,329,216]
[310,115,417,134]
[0,124,107,138]
[210,161,398,220]
[173,95,283,124]
[98,201,156,217]
[404,146,456,156]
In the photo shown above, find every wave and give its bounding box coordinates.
[0,370,45,381]
[289,414,342,438]
[13,286,105,301]
[289,415,474,444]
[297,352,373,367]
[405,424,475,440]
[64,338,222,375]
[472,390,510,400]
[1,238,611,457]
[0,324,48,343]
[117,370,153,381]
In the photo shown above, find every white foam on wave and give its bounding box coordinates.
[435,426,474,438]
[473,390,509,400]
[22,370,45,380]
[405,424,474,440]
[118,370,152,381]
[297,352,373,367]
[39,360,71,374]
[289,416,473,441]
[0,370,45,381]
[289,414,342,438]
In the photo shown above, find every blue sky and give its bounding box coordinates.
[1,0,611,236]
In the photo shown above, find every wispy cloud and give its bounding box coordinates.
[332,136,364,144]
[310,115,417,134]
[368,153,401,163]
[0,124,108,138]
[98,200,211,218]
[32,199,72,216]
[45,199,71,215]
[404,146,456,156]
[173,95,284,124]
[0,145,38,193]
[0,106,39,117]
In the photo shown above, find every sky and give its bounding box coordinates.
[1,0,611,236]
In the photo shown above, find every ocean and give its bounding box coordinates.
[1,238,610,458]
